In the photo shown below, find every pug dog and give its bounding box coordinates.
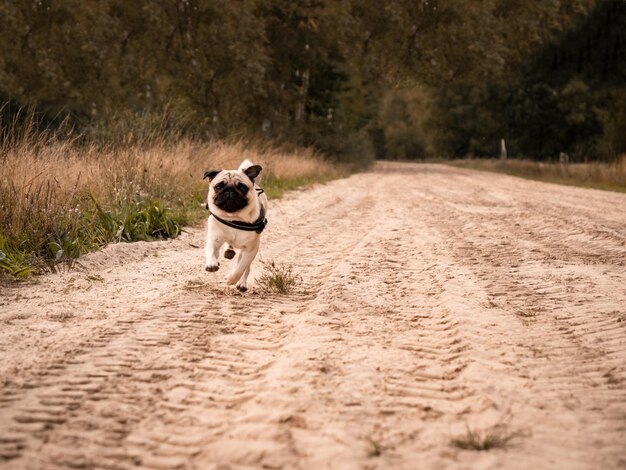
[203,159,268,292]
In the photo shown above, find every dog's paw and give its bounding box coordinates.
[224,248,236,260]
[205,263,220,272]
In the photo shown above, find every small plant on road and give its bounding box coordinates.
[258,260,301,294]
[451,423,525,451]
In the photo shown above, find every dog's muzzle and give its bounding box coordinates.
[214,187,248,213]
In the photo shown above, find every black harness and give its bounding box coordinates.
[206,188,267,234]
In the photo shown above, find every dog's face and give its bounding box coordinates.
[204,165,262,214]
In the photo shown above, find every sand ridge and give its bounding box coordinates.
[0,162,625,469]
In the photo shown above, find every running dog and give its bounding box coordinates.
[203,160,268,292]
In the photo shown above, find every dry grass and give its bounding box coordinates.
[449,156,626,193]
[257,261,302,295]
[0,118,339,279]
[450,423,525,451]
[1,138,336,211]
[366,437,384,457]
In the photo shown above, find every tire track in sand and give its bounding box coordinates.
[416,164,626,469]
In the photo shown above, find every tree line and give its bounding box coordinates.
[0,0,623,161]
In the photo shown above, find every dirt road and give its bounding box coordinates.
[1,162,625,469]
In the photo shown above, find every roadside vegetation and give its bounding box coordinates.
[0,116,339,280]
[449,156,626,193]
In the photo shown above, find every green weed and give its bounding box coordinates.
[0,236,31,278]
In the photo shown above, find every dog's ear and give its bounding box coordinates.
[244,165,262,182]
[203,169,222,181]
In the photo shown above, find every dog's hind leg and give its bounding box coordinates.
[227,245,259,291]
[235,265,251,292]
[224,246,236,260]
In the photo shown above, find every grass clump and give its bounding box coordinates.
[257,261,301,295]
[449,156,626,193]
[450,423,524,451]
[0,236,31,278]
[90,198,182,243]
[366,438,383,457]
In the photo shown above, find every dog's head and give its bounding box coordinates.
[203,164,262,214]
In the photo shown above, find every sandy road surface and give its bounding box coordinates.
[1,162,625,469]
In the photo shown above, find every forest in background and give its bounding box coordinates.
[0,0,624,162]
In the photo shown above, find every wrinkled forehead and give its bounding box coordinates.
[214,170,247,185]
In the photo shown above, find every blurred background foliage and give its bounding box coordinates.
[0,0,624,162]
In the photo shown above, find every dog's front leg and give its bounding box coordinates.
[205,232,222,272]
[227,245,259,291]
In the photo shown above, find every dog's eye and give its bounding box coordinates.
[237,183,249,192]
[214,182,226,190]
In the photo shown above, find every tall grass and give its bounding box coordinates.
[449,156,626,193]
[0,117,338,279]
